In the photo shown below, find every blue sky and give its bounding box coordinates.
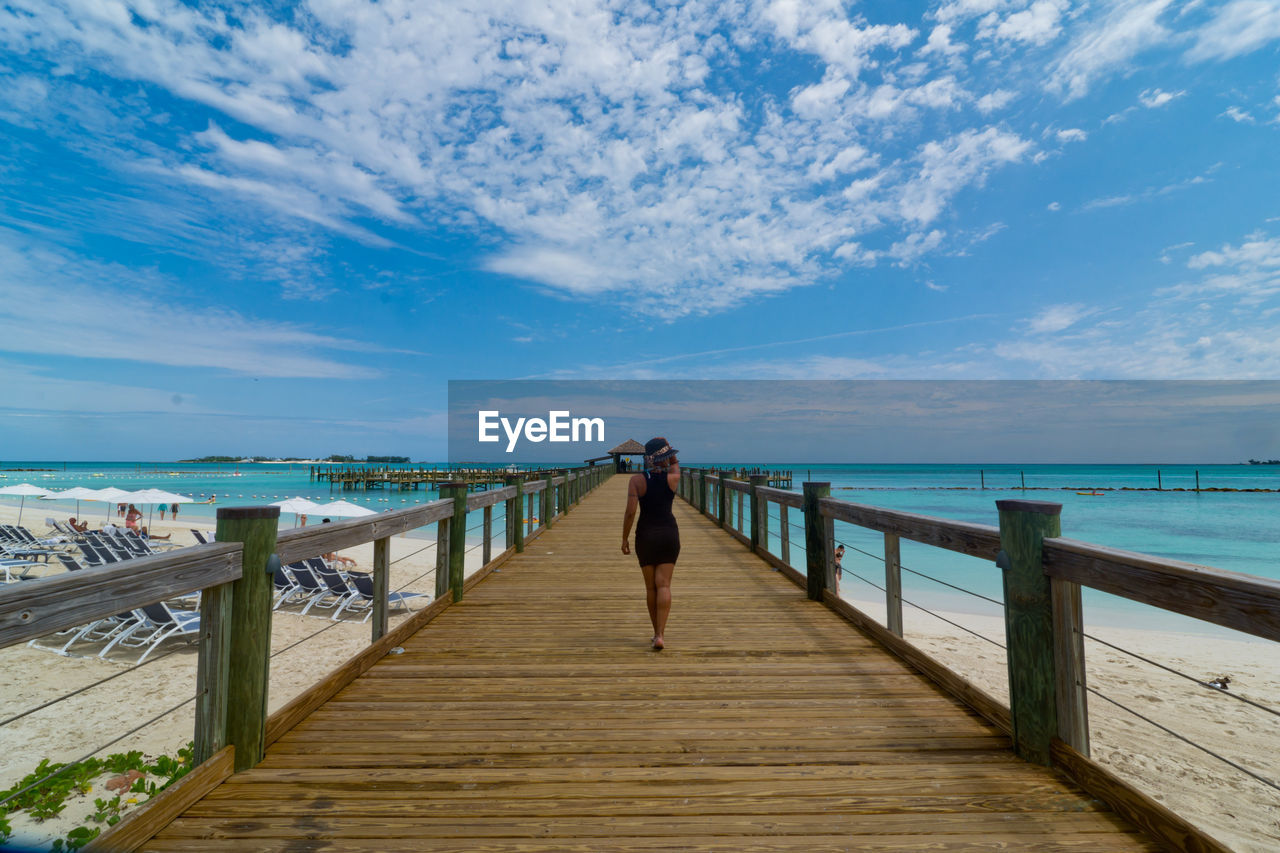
[1,1,1278,460]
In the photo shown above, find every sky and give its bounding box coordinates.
[1,0,1278,460]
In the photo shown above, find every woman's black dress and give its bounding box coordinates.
[635,469,680,566]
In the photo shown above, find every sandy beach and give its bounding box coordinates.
[2,501,1277,851]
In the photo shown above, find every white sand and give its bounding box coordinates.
[842,592,1280,853]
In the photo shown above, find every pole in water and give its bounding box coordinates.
[1157,469,1162,491]
[980,470,985,490]
[1195,470,1200,492]
[1020,471,1025,490]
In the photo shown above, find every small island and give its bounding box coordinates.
[1247,459,1280,465]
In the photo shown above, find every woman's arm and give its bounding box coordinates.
[666,461,680,492]
[621,473,644,554]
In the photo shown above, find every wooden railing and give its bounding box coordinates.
[0,464,611,852]
[678,465,1266,853]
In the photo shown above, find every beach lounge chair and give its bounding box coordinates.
[2,558,43,583]
[309,561,364,620]
[286,561,353,617]
[99,602,200,663]
[190,530,215,545]
[341,571,427,622]
[272,562,305,609]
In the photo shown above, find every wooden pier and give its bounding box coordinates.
[131,478,1158,850]
[311,465,565,492]
[3,464,1257,851]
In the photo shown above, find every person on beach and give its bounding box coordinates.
[124,504,143,530]
[170,502,179,521]
[621,437,681,650]
[139,526,172,541]
[67,517,89,533]
[834,543,844,583]
[320,518,358,568]
[117,502,126,518]
[158,503,168,520]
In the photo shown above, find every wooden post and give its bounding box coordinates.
[434,517,449,600]
[737,490,744,533]
[482,505,492,565]
[997,499,1072,765]
[980,470,985,490]
[503,474,521,552]
[215,506,279,772]
[717,473,728,528]
[884,533,903,637]
[438,483,467,602]
[1052,575,1090,756]
[1021,471,1026,491]
[371,536,390,642]
[696,470,707,515]
[1195,470,1200,493]
[802,482,831,601]
[193,580,232,766]
[780,504,790,565]
[749,474,768,553]
[1157,469,1162,490]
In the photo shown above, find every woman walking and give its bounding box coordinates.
[622,437,681,650]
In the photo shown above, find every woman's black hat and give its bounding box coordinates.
[644,437,678,465]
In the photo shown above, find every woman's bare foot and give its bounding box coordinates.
[652,635,664,650]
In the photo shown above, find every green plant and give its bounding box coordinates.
[63,825,101,850]
[89,795,123,825]
[0,808,12,843]
[102,751,145,775]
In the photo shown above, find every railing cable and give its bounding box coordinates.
[1087,686,1280,793]
[1084,632,1280,720]
[840,567,1005,649]
[0,692,197,809]
[0,644,185,728]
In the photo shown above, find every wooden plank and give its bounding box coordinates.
[819,498,1001,560]
[85,746,234,853]
[1050,739,1232,853]
[0,542,241,648]
[1043,536,1280,642]
[263,594,453,747]
[275,499,453,564]
[822,591,1012,736]
[466,486,516,511]
[756,485,802,507]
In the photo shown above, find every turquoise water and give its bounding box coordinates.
[5,461,1278,633]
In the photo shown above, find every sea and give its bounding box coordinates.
[4,461,1277,636]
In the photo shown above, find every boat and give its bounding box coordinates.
[1075,491,1104,496]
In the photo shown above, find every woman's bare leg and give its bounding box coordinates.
[640,565,659,638]
[651,562,675,649]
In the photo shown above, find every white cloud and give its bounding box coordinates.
[1139,87,1185,108]
[975,89,1017,113]
[0,231,381,378]
[1186,0,1280,61]
[1028,303,1096,333]
[898,127,1033,225]
[990,0,1069,45]
[1221,105,1255,122]
[1048,0,1176,100]
[1055,127,1088,143]
[1047,201,1061,211]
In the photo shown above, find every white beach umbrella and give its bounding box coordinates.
[123,489,195,529]
[0,483,52,525]
[85,487,140,523]
[314,500,377,518]
[271,497,323,527]
[40,487,101,521]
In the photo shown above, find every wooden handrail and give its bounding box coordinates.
[0,542,242,647]
[275,499,453,564]
[756,485,802,507]
[465,485,516,511]
[1043,537,1280,643]
[818,497,1001,560]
